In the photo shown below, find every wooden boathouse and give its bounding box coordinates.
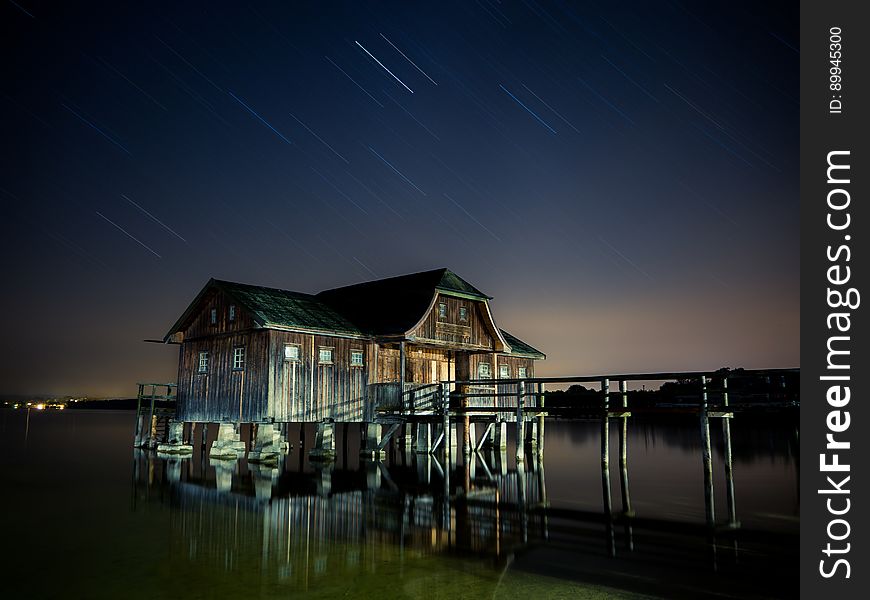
[145,268,545,457]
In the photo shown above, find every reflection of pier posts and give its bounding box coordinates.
[700,375,716,527]
[722,376,738,526]
[516,461,528,544]
[534,453,549,540]
[516,381,525,463]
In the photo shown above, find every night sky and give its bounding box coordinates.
[1,1,798,397]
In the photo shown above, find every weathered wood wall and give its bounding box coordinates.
[411,295,496,351]
[176,330,270,422]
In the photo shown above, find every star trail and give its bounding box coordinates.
[1,0,798,396]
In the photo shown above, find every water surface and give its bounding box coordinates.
[0,409,798,598]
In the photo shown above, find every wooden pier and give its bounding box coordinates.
[134,367,797,533]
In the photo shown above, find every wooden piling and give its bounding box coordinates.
[600,378,612,520]
[515,381,525,463]
[618,380,632,516]
[536,382,545,457]
[722,376,737,526]
[700,375,716,527]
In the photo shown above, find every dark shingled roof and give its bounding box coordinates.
[316,268,489,336]
[165,270,545,358]
[216,280,363,335]
[499,330,546,359]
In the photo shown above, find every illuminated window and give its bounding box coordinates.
[210,308,217,324]
[229,305,236,321]
[438,303,447,319]
[284,344,300,361]
[499,364,510,379]
[478,362,491,379]
[459,306,468,322]
[198,351,209,373]
[319,347,333,364]
[350,350,364,367]
[232,347,246,370]
[517,366,528,379]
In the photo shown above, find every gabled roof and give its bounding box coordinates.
[316,268,489,336]
[164,279,364,340]
[500,329,546,360]
[164,270,545,359]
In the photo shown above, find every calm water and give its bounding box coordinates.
[0,409,798,599]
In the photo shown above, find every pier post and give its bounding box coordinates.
[515,381,525,463]
[618,380,633,517]
[700,375,716,527]
[442,384,451,501]
[309,419,336,462]
[248,423,289,464]
[722,376,738,526]
[601,378,613,520]
[536,382,545,457]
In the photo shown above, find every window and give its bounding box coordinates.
[438,303,447,319]
[210,308,217,324]
[478,362,491,379]
[499,364,511,379]
[459,306,468,322]
[232,347,246,370]
[517,366,528,379]
[319,347,333,364]
[283,344,300,361]
[229,305,236,322]
[198,351,209,373]
[350,350,364,367]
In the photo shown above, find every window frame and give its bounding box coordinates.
[318,346,334,365]
[350,349,365,368]
[229,305,236,322]
[197,351,209,373]
[232,346,246,371]
[459,306,468,322]
[283,343,301,362]
[517,366,528,379]
[438,302,447,320]
[210,308,217,325]
[499,364,511,379]
[477,362,492,379]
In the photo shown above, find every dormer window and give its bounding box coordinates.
[229,305,236,322]
[438,303,447,319]
[459,306,468,322]
[210,308,217,324]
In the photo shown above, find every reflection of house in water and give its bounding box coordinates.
[132,447,548,586]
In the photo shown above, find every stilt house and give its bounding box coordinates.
[163,269,545,424]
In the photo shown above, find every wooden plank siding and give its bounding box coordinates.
[410,294,498,351]
[170,279,542,424]
[176,330,270,422]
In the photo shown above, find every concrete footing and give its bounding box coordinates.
[415,423,431,454]
[360,422,386,460]
[156,420,194,455]
[209,423,246,460]
[309,420,336,461]
[248,423,289,464]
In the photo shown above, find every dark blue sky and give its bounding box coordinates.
[1,1,798,396]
